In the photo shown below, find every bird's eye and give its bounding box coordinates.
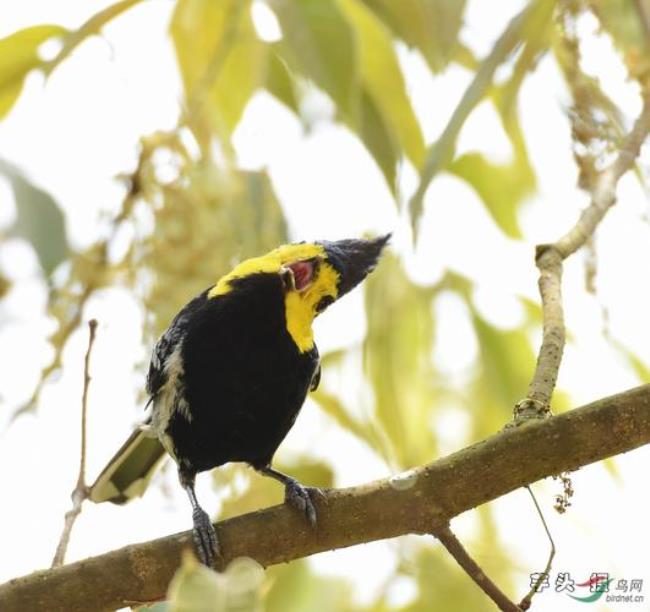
[315,295,334,313]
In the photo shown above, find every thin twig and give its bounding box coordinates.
[51,319,98,568]
[433,524,522,611]
[518,486,555,610]
[516,90,650,418]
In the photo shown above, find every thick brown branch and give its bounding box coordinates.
[2,384,649,612]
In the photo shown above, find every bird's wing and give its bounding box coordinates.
[309,344,321,392]
[146,289,210,399]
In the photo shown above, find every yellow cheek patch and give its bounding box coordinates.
[284,262,339,352]
[208,243,326,298]
[207,243,339,352]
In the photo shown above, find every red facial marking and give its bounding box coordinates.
[288,261,313,291]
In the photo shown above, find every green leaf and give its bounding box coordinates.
[358,92,398,191]
[229,170,289,254]
[276,457,334,489]
[167,552,264,612]
[270,0,360,124]
[361,0,467,73]
[0,25,67,120]
[409,0,556,234]
[364,253,437,467]
[469,306,536,435]
[312,387,393,463]
[609,338,650,383]
[0,159,67,274]
[448,152,533,238]
[266,560,353,612]
[171,0,268,139]
[339,0,425,169]
[460,20,551,238]
[403,545,508,612]
[265,49,299,113]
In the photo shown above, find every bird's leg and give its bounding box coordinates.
[179,469,220,566]
[256,465,322,527]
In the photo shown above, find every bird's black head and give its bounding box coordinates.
[208,234,390,351]
[318,234,391,304]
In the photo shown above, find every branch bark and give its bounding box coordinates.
[433,524,521,612]
[2,384,650,612]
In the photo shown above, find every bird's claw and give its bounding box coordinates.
[192,506,220,566]
[284,480,321,527]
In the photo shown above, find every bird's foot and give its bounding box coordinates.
[192,506,220,566]
[284,479,323,527]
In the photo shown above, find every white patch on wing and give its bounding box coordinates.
[151,342,193,454]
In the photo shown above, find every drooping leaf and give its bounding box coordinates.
[0,159,67,274]
[469,305,536,435]
[609,337,650,383]
[402,545,504,612]
[339,0,425,170]
[358,91,398,191]
[269,0,360,124]
[448,152,533,238]
[462,20,552,238]
[266,560,354,612]
[361,0,467,73]
[312,387,393,463]
[216,458,333,521]
[277,457,335,489]
[364,253,437,468]
[409,0,556,234]
[265,48,300,113]
[0,25,67,120]
[231,170,289,255]
[167,551,264,612]
[171,0,268,140]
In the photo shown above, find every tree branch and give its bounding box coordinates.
[51,320,97,568]
[519,91,650,416]
[2,384,649,612]
[433,524,521,612]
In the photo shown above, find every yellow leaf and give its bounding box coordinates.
[0,25,67,120]
[338,0,425,169]
[170,0,267,139]
[167,551,264,612]
[362,0,467,73]
[270,0,360,124]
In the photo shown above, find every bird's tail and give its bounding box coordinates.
[89,428,166,504]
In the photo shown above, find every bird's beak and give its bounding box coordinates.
[320,234,391,299]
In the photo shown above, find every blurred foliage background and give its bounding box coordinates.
[1,0,650,610]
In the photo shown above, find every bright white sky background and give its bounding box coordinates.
[1,1,649,611]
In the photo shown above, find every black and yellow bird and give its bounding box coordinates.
[89,235,389,564]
